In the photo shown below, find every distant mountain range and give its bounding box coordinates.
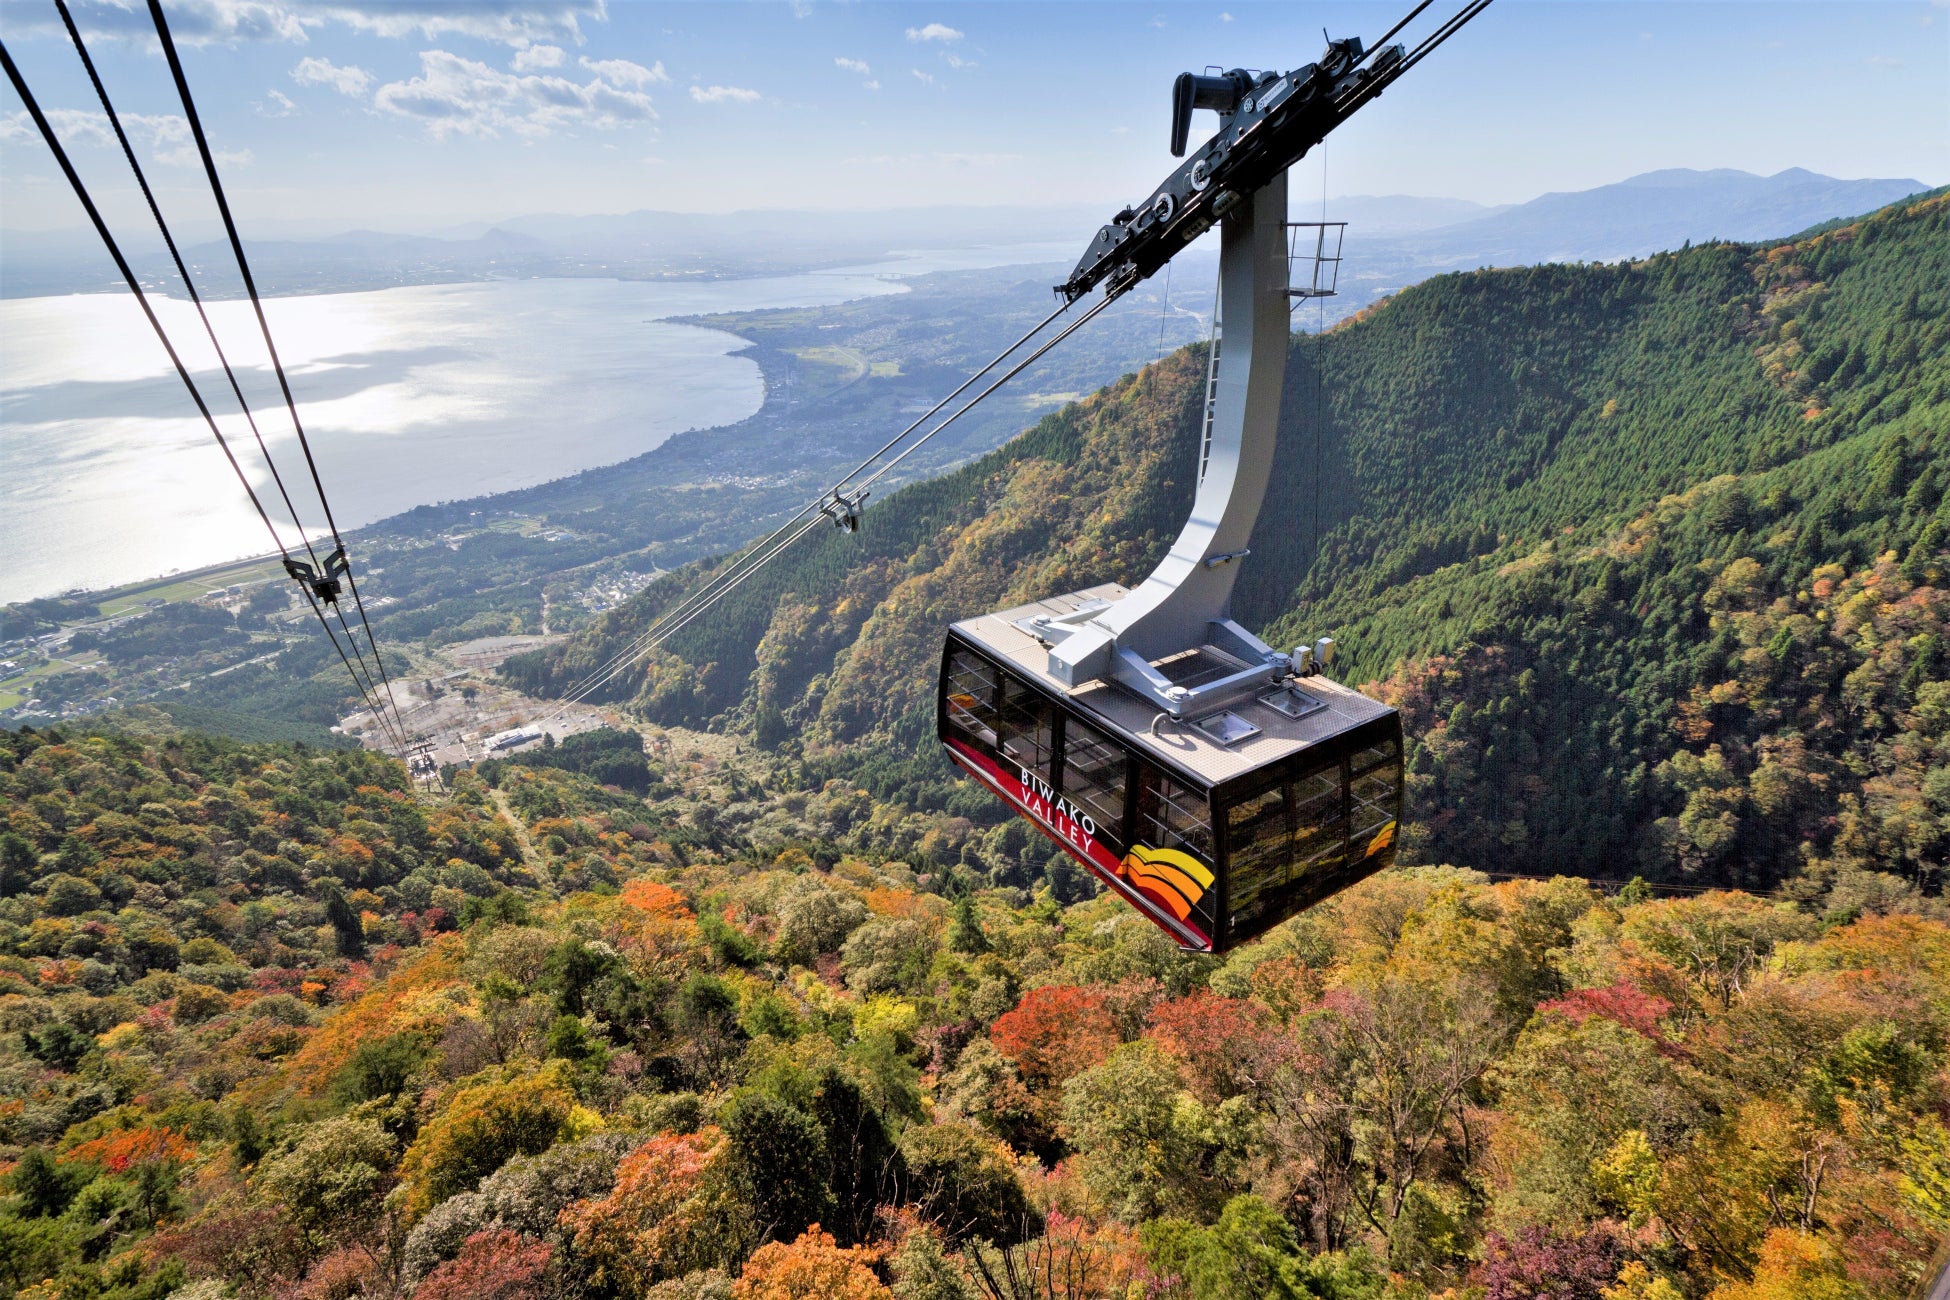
[1358,166,1930,262]
[1319,167,1934,320]
[0,167,1930,301]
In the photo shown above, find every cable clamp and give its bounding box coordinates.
[284,546,350,604]
[821,488,869,534]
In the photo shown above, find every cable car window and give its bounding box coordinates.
[1225,784,1288,929]
[944,650,1001,749]
[1131,763,1217,937]
[1349,737,1401,857]
[1060,716,1128,851]
[1136,767,1213,862]
[998,673,1055,781]
[1289,760,1347,880]
[1350,738,1398,778]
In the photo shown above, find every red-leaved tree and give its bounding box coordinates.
[1474,1222,1625,1300]
[416,1229,553,1300]
[989,986,1118,1089]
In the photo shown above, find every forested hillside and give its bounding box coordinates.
[1,724,1944,1299]
[509,188,1950,893]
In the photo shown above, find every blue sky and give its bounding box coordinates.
[1,0,1945,235]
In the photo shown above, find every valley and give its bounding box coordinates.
[1,178,1945,1300]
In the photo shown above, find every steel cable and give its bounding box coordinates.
[52,1,408,754]
[147,0,410,751]
[539,290,1120,722]
[0,35,405,748]
[1336,0,1494,117]
[536,297,1078,716]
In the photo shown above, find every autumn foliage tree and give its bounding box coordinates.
[415,1229,553,1300]
[400,1069,581,1218]
[563,1127,737,1295]
[988,985,1119,1089]
[733,1226,891,1300]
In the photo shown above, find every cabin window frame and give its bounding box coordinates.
[1055,711,1133,856]
[1128,757,1220,938]
[996,668,1058,785]
[1213,714,1402,950]
[941,645,1003,754]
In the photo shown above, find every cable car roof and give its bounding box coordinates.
[951,584,1396,793]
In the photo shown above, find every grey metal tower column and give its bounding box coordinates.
[1044,172,1292,715]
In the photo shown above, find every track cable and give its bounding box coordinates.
[538,290,1121,721]
[50,0,407,754]
[0,33,406,751]
[535,296,1079,717]
[146,0,410,752]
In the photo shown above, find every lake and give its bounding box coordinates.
[0,244,1072,606]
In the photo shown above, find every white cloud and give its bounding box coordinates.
[862,79,880,91]
[68,0,312,45]
[911,68,934,85]
[292,55,373,95]
[513,44,566,70]
[942,52,974,68]
[20,0,606,47]
[3,108,178,152]
[0,106,252,167]
[258,88,298,117]
[834,56,870,74]
[905,22,962,42]
[374,49,657,138]
[1221,11,1234,21]
[304,2,604,47]
[580,56,667,86]
[689,84,761,104]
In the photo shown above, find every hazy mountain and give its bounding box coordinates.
[1313,167,1933,322]
[1384,167,1931,265]
[1,169,1929,301]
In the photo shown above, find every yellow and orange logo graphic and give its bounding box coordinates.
[1118,845,1214,922]
[1364,821,1397,858]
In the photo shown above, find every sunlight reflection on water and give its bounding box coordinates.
[0,271,917,603]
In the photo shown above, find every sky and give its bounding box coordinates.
[0,0,1945,238]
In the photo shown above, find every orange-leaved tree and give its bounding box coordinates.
[63,1125,196,1175]
[563,1126,736,1295]
[1146,991,1275,1103]
[732,1226,891,1300]
[416,1229,553,1300]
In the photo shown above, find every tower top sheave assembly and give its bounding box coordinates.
[1059,0,1483,307]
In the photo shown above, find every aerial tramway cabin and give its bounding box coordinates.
[911,26,1477,951]
[939,585,1402,954]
